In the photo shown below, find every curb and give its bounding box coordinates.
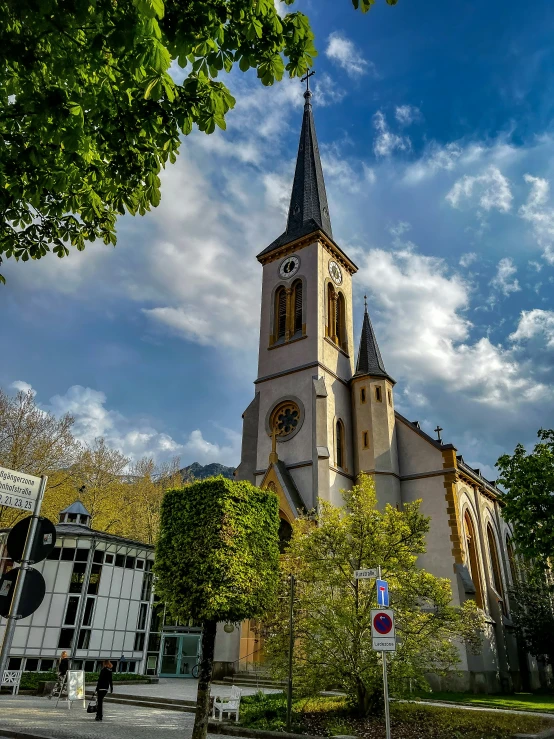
[208,724,326,739]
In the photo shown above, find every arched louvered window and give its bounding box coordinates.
[506,537,517,585]
[464,512,484,609]
[275,287,287,341]
[336,419,345,469]
[327,283,335,339]
[336,292,345,348]
[293,280,303,335]
[487,524,506,614]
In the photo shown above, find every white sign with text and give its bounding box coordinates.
[0,465,41,511]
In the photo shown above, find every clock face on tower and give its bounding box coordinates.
[279,255,300,279]
[328,260,343,285]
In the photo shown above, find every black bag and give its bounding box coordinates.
[87,695,98,714]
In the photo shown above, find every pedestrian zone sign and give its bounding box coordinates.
[371,609,396,652]
[376,578,389,607]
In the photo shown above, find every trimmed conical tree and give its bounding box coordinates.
[154,476,280,739]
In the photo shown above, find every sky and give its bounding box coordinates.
[2,0,554,481]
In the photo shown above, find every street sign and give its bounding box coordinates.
[0,466,41,512]
[354,568,379,579]
[7,516,57,564]
[376,578,389,607]
[371,608,396,652]
[0,567,46,619]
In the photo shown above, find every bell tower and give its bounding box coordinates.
[235,79,358,511]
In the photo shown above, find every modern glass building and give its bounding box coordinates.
[0,501,155,674]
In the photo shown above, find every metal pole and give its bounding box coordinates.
[286,574,295,733]
[382,650,391,739]
[0,475,48,680]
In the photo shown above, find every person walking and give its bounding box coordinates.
[94,660,113,721]
[48,651,69,699]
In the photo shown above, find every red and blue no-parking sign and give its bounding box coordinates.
[370,609,395,639]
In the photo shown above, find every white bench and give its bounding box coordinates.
[212,686,242,722]
[1,670,22,695]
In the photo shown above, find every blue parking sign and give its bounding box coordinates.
[376,579,389,607]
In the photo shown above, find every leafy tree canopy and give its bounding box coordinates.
[496,429,554,563]
[509,562,554,667]
[264,475,482,716]
[0,0,398,283]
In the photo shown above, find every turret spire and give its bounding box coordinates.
[258,74,333,258]
[354,300,395,383]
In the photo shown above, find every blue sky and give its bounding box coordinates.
[2,0,554,479]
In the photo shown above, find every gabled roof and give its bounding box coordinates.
[60,500,91,517]
[257,89,332,260]
[353,305,395,384]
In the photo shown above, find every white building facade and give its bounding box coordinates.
[0,501,155,675]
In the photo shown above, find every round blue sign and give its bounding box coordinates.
[373,612,393,635]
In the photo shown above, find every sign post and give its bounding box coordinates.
[371,608,395,739]
[0,469,47,681]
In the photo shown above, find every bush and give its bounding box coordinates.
[17,670,151,691]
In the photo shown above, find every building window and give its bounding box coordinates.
[487,524,506,614]
[270,400,301,440]
[8,658,22,670]
[25,658,39,672]
[137,603,148,631]
[275,286,287,341]
[88,564,102,595]
[327,284,347,350]
[61,547,76,561]
[75,548,89,562]
[41,659,54,671]
[136,559,145,570]
[363,431,369,449]
[84,660,96,672]
[104,553,114,565]
[336,420,345,469]
[375,386,382,402]
[58,629,74,649]
[83,597,95,627]
[115,554,125,568]
[464,512,484,609]
[141,573,153,602]
[125,556,135,569]
[506,537,518,584]
[387,389,392,405]
[134,632,145,651]
[47,547,61,561]
[77,629,91,649]
[93,550,104,564]
[64,596,79,625]
[70,562,87,593]
[336,292,346,350]
[292,279,303,335]
[360,388,366,404]
[145,559,153,572]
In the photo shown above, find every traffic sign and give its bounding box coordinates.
[376,578,389,607]
[354,568,378,580]
[0,466,41,512]
[7,516,57,564]
[371,609,396,653]
[0,567,46,619]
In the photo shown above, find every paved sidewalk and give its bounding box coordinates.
[113,678,279,702]
[0,697,246,739]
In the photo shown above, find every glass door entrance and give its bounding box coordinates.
[160,634,201,677]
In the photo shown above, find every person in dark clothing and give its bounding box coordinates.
[48,651,69,699]
[94,660,113,721]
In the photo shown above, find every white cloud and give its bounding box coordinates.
[312,73,346,108]
[519,174,554,264]
[358,246,548,407]
[446,166,513,213]
[510,309,554,349]
[10,380,35,395]
[490,257,521,296]
[40,384,240,466]
[373,111,410,158]
[459,252,478,268]
[395,105,421,126]
[325,32,373,77]
[403,142,462,184]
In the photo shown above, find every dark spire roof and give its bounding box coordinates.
[354,302,395,384]
[258,88,333,258]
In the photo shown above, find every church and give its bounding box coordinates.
[228,83,540,693]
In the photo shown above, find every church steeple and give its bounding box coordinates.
[354,299,395,383]
[258,80,333,258]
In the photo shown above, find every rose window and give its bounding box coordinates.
[270,401,301,439]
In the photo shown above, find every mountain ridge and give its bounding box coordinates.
[179,461,235,482]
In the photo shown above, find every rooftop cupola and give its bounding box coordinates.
[59,500,92,528]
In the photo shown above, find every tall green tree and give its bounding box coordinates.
[154,476,280,739]
[496,429,554,563]
[509,562,554,668]
[0,0,398,282]
[264,475,481,716]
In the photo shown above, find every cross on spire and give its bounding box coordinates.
[301,69,316,93]
[434,426,443,443]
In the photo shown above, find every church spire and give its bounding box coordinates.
[258,73,333,258]
[354,298,395,383]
